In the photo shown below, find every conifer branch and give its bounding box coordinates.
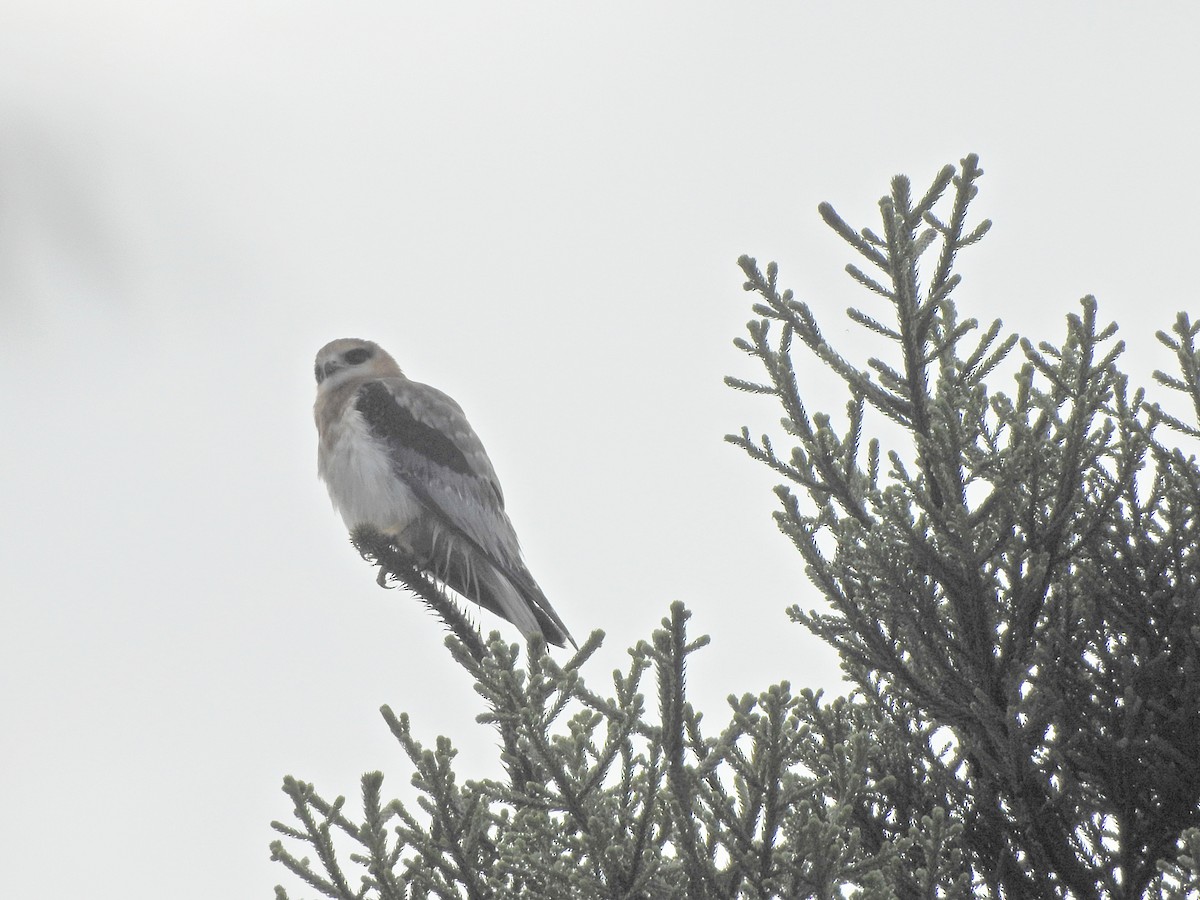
[729,154,1200,897]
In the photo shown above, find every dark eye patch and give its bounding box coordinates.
[344,347,372,365]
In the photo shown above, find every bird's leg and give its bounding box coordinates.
[375,531,431,589]
[351,527,398,588]
[377,534,422,589]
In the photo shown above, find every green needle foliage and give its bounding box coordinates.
[271,593,942,899]
[272,155,1200,899]
[728,154,1200,899]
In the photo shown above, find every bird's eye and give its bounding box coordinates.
[344,348,372,365]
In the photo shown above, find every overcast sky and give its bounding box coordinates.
[2,3,1197,897]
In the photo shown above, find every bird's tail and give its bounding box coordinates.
[480,564,564,647]
[465,560,575,649]
[428,527,576,649]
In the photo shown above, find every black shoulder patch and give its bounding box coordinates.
[357,381,473,475]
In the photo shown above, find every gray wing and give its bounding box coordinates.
[354,377,574,646]
[355,376,505,514]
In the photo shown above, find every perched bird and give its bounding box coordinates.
[313,338,575,648]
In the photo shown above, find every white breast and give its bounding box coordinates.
[318,406,422,538]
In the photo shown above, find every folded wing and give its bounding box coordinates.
[354,378,576,648]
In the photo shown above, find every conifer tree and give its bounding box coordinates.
[271,155,1200,899]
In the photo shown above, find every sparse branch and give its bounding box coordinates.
[1152,312,1200,438]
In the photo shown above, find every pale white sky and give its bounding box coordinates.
[1,3,1196,897]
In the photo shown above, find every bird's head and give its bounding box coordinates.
[314,339,403,391]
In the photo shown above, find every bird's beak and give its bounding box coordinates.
[315,360,342,385]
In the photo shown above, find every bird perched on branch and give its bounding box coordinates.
[313,338,575,648]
